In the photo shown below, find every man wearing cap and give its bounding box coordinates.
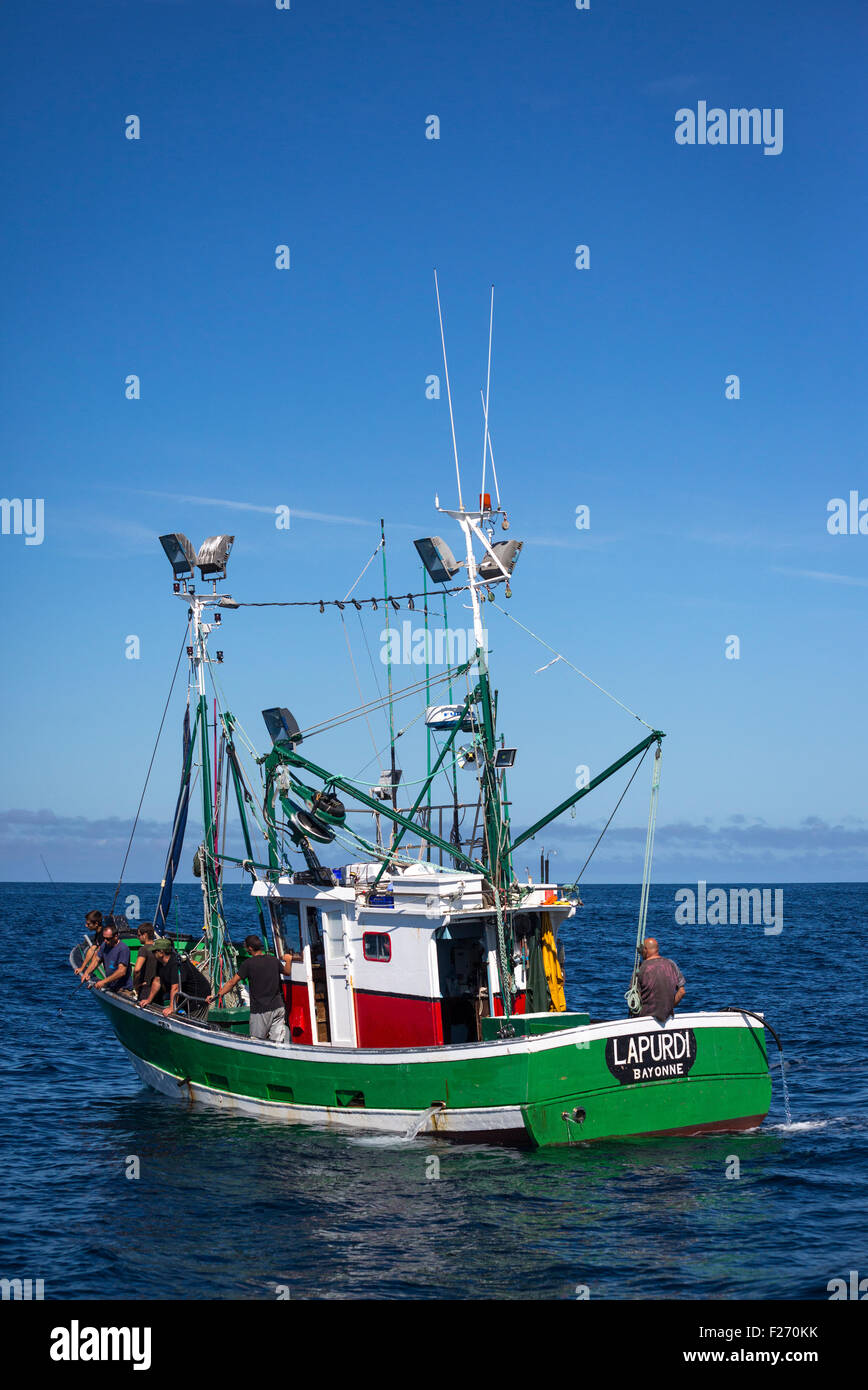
[82,918,133,995]
[210,935,293,1043]
[139,939,210,1019]
[132,922,159,1001]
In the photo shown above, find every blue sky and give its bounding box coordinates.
[1,0,866,882]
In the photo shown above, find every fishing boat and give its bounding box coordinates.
[70,301,772,1148]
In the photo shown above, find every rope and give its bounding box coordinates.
[109,623,191,915]
[491,601,654,730]
[625,742,663,1014]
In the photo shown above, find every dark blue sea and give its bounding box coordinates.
[1,881,865,1301]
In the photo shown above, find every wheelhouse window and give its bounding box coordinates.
[271,901,302,955]
[363,932,391,962]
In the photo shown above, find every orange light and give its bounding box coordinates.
[480,492,491,512]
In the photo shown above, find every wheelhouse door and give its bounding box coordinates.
[321,909,356,1047]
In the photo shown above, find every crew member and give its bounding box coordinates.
[133,923,159,1000]
[75,909,104,978]
[210,935,293,1043]
[82,918,133,994]
[140,939,210,1018]
[636,938,685,1024]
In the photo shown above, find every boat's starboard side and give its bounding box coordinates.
[93,990,771,1147]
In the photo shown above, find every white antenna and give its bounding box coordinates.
[434,269,464,511]
[479,389,502,509]
[480,285,494,505]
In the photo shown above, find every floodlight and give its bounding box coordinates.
[159,533,198,577]
[478,540,522,582]
[262,707,303,748]
[197,535,234,579]
[494,747,517,769]
[414,536,461,585]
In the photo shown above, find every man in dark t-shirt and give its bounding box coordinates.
[636,938,686,1024]
[133,923,159,1000]
[139,940,210,1018]
[211,935,293,1043]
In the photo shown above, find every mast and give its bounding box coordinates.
[441,588,462,867]
[190,595,222,947]
[425,276,518,1011]
[380,517,398,837]
[423,564,432,858]
[158,531,236,993]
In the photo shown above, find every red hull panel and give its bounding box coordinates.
[492,992,527,1017]
[354,989,443,1048]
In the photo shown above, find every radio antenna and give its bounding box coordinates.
[479,389,502,510]
[480,285,494,504]
[434,269,464,511]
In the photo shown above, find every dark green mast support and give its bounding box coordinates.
[509,732,665,855]
[221,711,269,940]
[197,691,220,930]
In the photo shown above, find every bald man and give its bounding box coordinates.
[636,938,685,1024]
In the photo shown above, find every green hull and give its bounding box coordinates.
[96,993,771,1147]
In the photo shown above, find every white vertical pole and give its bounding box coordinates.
[434,269,464,511]
[480,285,494,504]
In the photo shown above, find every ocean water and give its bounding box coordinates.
[1,880,865,1301]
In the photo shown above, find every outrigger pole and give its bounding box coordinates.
[509,731,666,855]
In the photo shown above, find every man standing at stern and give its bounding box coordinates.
[636,938,685,1024]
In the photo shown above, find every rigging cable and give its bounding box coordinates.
[109,622,191,916]
[490,601,655,731]
[566,744,651,889]
[296,663,468,740]
[340,613,383,771]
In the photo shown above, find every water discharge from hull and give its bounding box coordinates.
[403,1103,445,1140]
[779,1056,793,1127]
